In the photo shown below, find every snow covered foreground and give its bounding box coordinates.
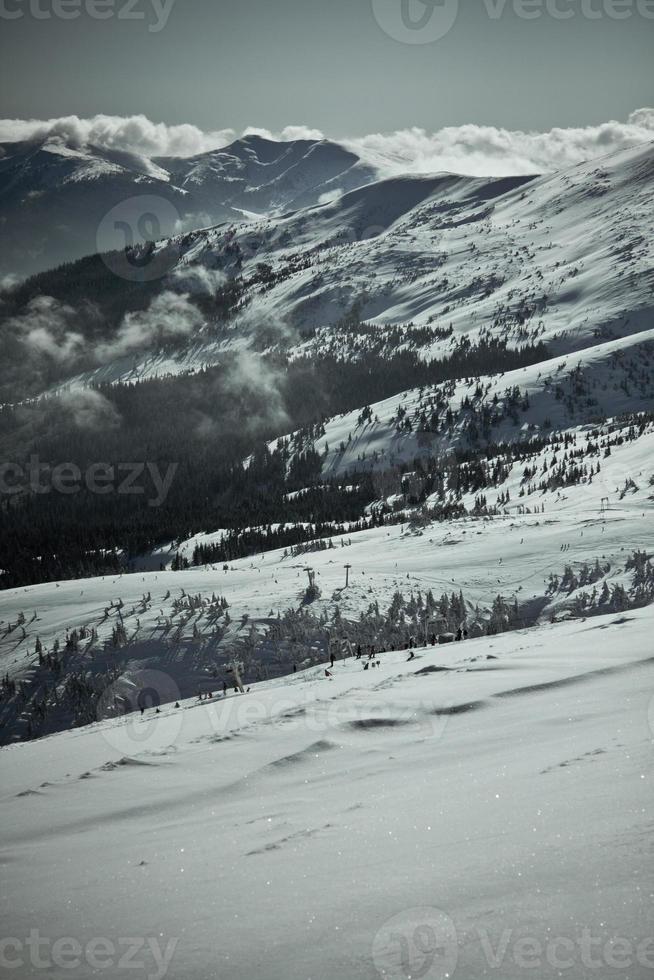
[2,608,654,979]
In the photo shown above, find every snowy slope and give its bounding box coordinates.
[276,329,654,478]
[1,417,652,743]
[210,141,653,354]
[1,607,653,979]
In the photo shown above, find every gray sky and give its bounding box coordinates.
[0,0,652,136]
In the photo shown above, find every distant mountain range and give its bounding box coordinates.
[0,133,376,279]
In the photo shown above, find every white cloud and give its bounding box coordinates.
[170,265,226,297]
[0,109,652,177]
[222,349,290,433]
[0,114,235,159]
[318,189,344,205]
[97,291,204,361]
[344,109,654,177]
[57,386,121,430]
[243,124,326,143]
[11,295,85,363]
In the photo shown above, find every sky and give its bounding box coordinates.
[0,0,652,139]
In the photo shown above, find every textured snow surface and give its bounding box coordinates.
[2,608,653,979]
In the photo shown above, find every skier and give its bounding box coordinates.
[407,651,415,661]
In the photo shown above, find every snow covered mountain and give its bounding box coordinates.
[0,133,376,280]
[2,130,654,974]
[0,137,653,750]
[2,140,651,398]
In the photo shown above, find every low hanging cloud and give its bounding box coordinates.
[243,124,326,143]
[96,291,204,361]
[55,386,122,431]
[0,109,651,176]
[0,113,235,159]
[170,264,227,297]
[344,108,654,177]
[222,349,290,433]
[10,295,86,363]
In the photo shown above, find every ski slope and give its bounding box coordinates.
[0,417,652,745]
[2,607,653,979]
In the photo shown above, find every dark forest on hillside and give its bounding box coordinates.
[0,336,550,588]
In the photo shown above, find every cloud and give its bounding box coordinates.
[0,113,235,159]
[170,265,226,297]
[11,295,85,363]
[222,350,290,433]
[0,273,20,292]
[344,109,654,177]
[97,291,204,360]
[318,189,344,205]
[56,386,121,430]
[1,110,652,176]
[243,124,326,143]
